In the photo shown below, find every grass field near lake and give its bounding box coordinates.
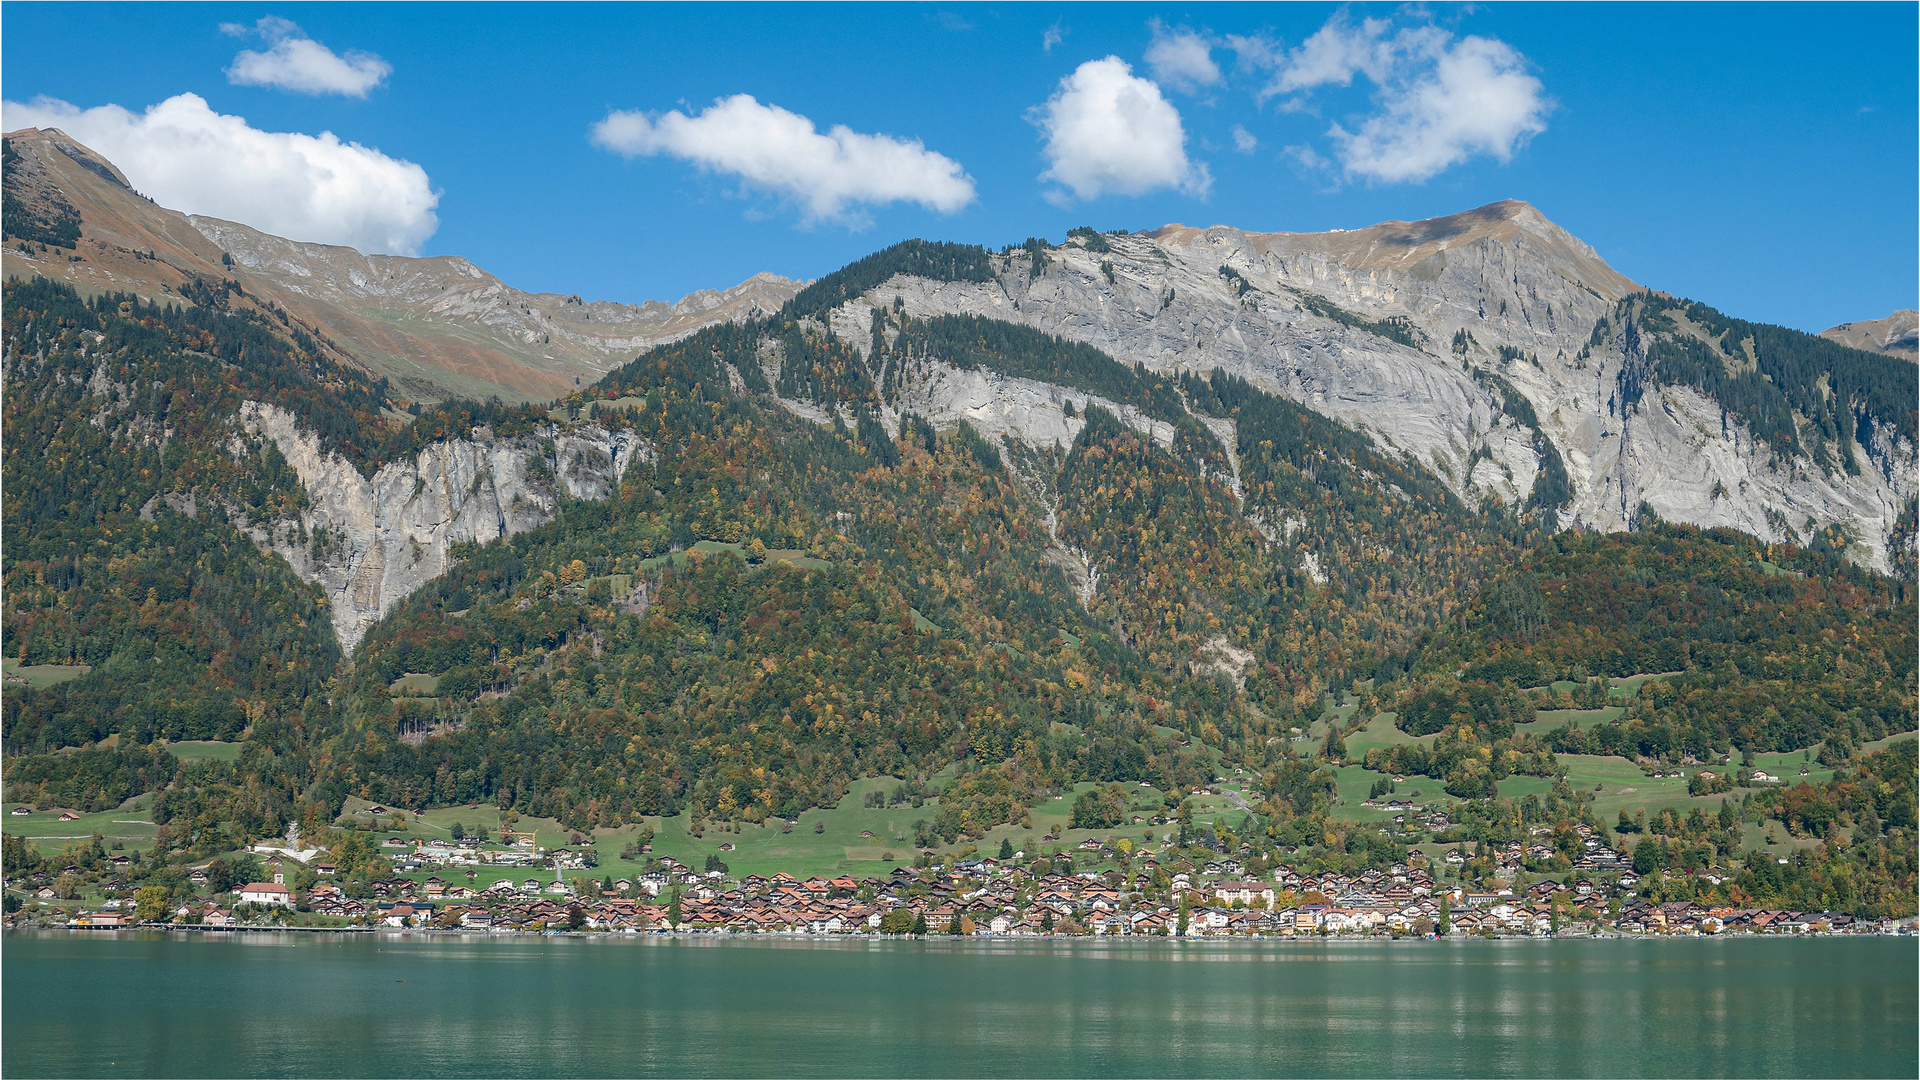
[2,798,155,853]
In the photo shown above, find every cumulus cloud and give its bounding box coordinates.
[590,95,975,225]
[1231,124,1258,153]
[2,93,438,254]
[1032,56,1209,202]
[1264,15,1550,184]
[222,16,391,98]
[1145,21,1221,93]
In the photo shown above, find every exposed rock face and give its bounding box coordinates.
[840,201,1914,571]
[239,402,648,651]
[1822,310,1918,362]
[883,358,1174,452]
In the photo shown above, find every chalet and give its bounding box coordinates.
[72,910,127,928]
[57,812,80,822]
[9,807,29,816]
[314,864,337,876]
[236,882,293,907]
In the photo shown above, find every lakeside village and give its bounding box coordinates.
[8,809,1913,939]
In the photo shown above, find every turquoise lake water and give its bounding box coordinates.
[2,933,1913,1078]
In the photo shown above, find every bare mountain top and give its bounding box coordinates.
[1,127,801,403]
[1822,310,1917,362]
[1146,199,1640,301]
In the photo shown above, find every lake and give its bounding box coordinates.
[2,933,1913,1078]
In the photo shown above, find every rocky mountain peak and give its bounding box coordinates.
[1822,310,1918,362]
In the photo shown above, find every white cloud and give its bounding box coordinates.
[1231,124,1258,153]
[1222,33,1282,73]
[1042,22,1066,52]
[1032,56,1209,202]
[223,16,391,98]
[1145,21,1221,93]
[591,95,975,226]
[2,93,438,255]
[1266,15,1550,184]
[1271,16,1407,94]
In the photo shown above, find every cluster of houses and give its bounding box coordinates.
[13,809,1913,938]
[104,848,1900,937]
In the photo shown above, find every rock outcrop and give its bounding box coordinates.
[239,402,648,651]
[828,202,1914,572]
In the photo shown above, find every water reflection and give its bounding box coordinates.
[1,933,1913,1078]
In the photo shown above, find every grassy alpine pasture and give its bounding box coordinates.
[162,740,243,763]
[1,659,91,690]
[388,673,442,696]
[1520,707,1625,732]
[1327,763,1447,823]
[637,539,830,572]
[1342,712,1431,757]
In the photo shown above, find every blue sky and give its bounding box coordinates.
[4,3,1914,332]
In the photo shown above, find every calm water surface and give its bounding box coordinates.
[2,932,1913,1078]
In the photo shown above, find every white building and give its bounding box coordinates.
[236,883,293,907]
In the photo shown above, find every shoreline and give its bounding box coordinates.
[9,924,1912,942]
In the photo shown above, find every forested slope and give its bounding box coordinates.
[3,243,1913,910]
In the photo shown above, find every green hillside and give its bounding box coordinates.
[3,252,1914,917]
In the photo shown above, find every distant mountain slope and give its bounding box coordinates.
[0,127,800,403]
[802,209,1914,573]
[1823,310,1917,362]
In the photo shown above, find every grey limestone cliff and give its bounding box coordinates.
[239,402,648,651]
[822,201,1913,572]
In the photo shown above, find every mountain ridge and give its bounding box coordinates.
[782,210,1911,573]
[1822,309,1918,362]
[1,126,802,404]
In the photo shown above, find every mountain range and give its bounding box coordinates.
[1,128,801,404]
[2,127,1914,904]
